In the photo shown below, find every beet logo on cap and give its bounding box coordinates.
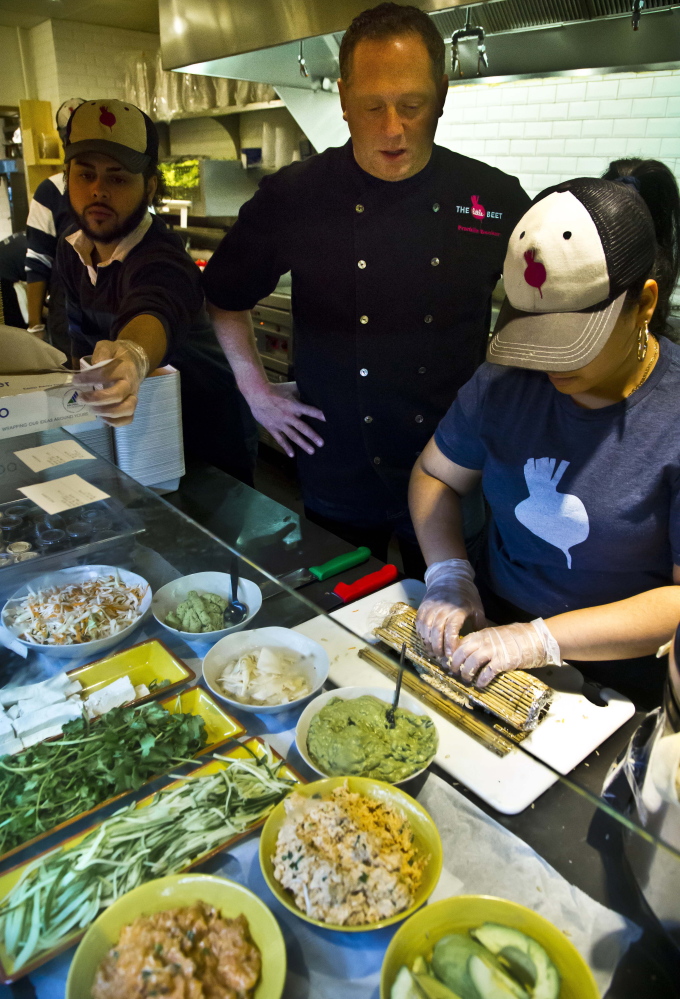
[470,195,486,220]
[99,105,116,130]
[523,249,546,298]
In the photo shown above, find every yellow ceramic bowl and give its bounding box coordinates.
[259,775,442,932]
[66,874,286,999]
[380,894,600,999]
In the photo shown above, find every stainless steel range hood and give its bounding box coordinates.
[160,0,474,71]
[161,0,680,77]
[160,0,680,152]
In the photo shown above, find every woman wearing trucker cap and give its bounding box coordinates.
[410,174,680,703]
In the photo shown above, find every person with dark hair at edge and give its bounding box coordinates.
[602,156,680,339]
[204,3,530,577]
[411,171,680,707]
[56,99,257,483]
[25,97,86,353]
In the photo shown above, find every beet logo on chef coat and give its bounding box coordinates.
[99,106,116,131]
[470,195,486,220]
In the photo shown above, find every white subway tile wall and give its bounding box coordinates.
[50,21,158,104]
[439,70,680,198]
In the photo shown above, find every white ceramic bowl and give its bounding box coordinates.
[296,685,439,784]
[151,571,262,644]
[202,626,329,714]
[1,565,151,659]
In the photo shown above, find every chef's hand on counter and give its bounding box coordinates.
[249,381,325,458]
[449,619,561,689]
[73,338,151,427]
[416,558,487,660]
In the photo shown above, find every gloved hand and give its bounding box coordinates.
[73,339,150,427]
[416,558,487,660]
[448,618,561,689]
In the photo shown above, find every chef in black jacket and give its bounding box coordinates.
[204,3,530,573]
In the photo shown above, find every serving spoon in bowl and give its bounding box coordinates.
[385,643,406,728]
[223,557,249,627]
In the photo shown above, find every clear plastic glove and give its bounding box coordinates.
[73,339,149,427]
[416,558,486,660]
[449,618,561,689]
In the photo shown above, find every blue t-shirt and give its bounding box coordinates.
[434,336,680,618]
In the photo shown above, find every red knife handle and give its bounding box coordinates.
[332,564,398,604]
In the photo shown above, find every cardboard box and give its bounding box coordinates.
[0,326,91,440]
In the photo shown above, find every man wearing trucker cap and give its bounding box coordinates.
[56,99,256,482]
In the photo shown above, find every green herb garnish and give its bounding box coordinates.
[0,701,207,854]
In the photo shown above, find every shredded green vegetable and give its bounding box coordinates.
[0,746,294,971]
[0,699,206,855]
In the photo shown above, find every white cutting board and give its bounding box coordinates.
[294,580,635,814]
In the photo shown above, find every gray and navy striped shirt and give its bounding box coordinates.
[25,173,70,283]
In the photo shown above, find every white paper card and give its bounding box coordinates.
[14,441,96,473]
[17,474,109,514]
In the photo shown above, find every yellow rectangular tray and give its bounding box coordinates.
[0,737,300,984]
[67,638,194,705]
[157,685,246,753]
[0,686,245,865]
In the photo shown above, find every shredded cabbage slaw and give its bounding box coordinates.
[7,573,148,646]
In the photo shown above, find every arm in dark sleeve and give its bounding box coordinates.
[113,250,205,362]
[202,169,290,311]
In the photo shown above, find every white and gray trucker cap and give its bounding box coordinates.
[487,177,657,372]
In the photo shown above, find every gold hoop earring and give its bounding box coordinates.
[637,321,649,362]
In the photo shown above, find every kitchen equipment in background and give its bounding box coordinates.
[451,9,488,78]
[240,147,262,168]
[159,199,192,228]
[251,276,293,451]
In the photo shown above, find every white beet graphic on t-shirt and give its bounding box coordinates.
[514,458,589,568]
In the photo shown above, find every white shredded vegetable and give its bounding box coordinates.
[7,573,148,646]
[218,646,311,706]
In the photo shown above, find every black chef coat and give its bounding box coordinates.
[204,140,530,523]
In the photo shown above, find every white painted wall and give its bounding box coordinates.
[0,27,33,106]
[50,20,158,107]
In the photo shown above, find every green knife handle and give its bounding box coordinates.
[309,546,371,581]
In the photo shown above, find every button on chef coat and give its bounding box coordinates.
[204,140,530,523]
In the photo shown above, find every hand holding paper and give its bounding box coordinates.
[73,340,150,426]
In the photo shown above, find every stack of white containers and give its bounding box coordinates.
[113,367,185,493]
[67,418,115,463]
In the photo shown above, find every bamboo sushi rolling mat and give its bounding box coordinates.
[373,603,553,734]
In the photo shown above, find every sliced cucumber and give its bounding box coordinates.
[468,955,529,999]
[471,924,560,999]
[415,971,466,998]
[413,955,429,976]
[392,965,428,999]
[497,947,537,990]
[432,933,487,999]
